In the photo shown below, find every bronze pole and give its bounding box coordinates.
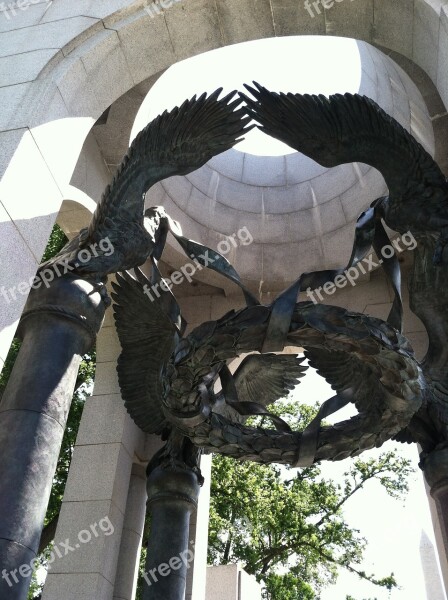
[143,465,201,600]
[0,276,105,600]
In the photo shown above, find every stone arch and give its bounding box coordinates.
[57,187,96,239]
[1,0,446,360]
[1,5,446,598]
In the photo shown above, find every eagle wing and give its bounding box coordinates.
[233,353,307,406]
[241,83,447,204]
[111,269,179,434]
[88,88,250,245]
[42,89,251,272]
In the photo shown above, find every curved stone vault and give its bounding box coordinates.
[138,37,434,292]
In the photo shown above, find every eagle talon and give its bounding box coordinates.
[88,279,111,307]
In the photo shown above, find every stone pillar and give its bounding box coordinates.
[143,466,201,600]
[42,309,151,600]
[423,448,448,571]
[186,454,212,600]
[113,464,148,600]
[0,276,104,600]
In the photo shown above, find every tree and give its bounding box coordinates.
[208,402,412,599]
[0,225,97,599]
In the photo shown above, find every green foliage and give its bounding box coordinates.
[44,349,96,524]
[0,338,21,402]
[40,223,67,263]
[264,573,315,599]
[208,403,412,599]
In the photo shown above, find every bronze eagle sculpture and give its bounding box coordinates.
[111,85,448,483]
[39,89,252,303]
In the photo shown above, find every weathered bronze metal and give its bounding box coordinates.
[0,276,105,600]
[112,87,448,577]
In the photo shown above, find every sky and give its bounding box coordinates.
[131,36,363,155]
[293,364,446,600]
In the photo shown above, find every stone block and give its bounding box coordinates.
[48,499,124,585]
[81,30,135,111]
[411,101,435,155]
[75,394,144,460]
[242,154,286,187]
[93,361,121,396]
[322,224,357,268]
[111,9,175,85]
[394,61,428,112]
[42,572,114,600]
[323,0,374,42]
[215,176,263,213]
[208,150,245,182]
[0,201,39,364]
[0,129,62,260]
[405,331,429,361]
[112,528,142,600]
[102,305,115,328]
[186,164,216,197]
[187,454,212,600]
[359,71,378,101]
[96,325,121,364]
[285,152,328,185]
[263,182,312,213]
[163,176,193,208]
[403,305,426,335]
[70,132,112,202]
[0,48,58,86]
[217,240,264,286]
[178,294,212,323]
[239,567,262,600]
[259,213,296,244]
[413,0,441,84]
[122,465,147,535]
[262,238,325,284]
[357,39,377,77]
[309,164,358,204]
[0,16,99,58]
[340,166,387,223]
[41,0,131,22]
[56,55,102,118]
[364,301,392,321]
[194,199,249,238]
[373,0,414,57]
[282,207,318,243]
[146,181,167,207]
[391,83,411,130]
[270,0,326,36]
[437,7,448,110]
[186,186,214,228]
[206,564,239,600]
[0,82,33,130]
[63,443,132,514]
[385,56,407,93]
[164,0,221,62]
[215,0,274,44]
[318,197,347,233]
[0,1,53,34]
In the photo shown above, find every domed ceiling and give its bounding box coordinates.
[132,37,434,295]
